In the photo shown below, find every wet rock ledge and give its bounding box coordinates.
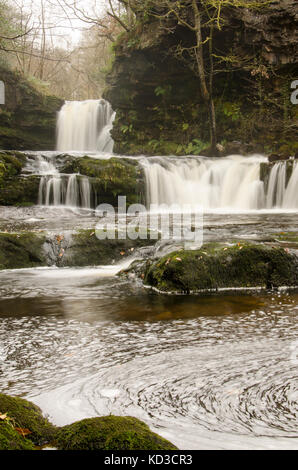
[0,393,177,450]
[0,229,154,270]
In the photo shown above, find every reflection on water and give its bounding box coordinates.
[0,266,297,450]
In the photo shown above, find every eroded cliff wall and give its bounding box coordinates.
[104,0,297,157]
[0,66,63,150]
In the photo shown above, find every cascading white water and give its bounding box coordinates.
[38,173,92,208]
[56,99,115,152]
[141,155,298,211]
[28,152,298,211]
[282,161,298,209]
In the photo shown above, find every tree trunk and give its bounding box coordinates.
[192,0,217,155]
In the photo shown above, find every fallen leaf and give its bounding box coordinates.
[175,257,182,262]
[120,251,125,256]
[15,428,32,437]
[0,413,8,420]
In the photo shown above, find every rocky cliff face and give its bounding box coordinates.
[104,0,297,157]
[0,66,63,150]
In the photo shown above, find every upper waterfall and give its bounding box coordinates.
[56,99,115,153]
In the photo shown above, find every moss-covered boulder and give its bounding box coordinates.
[144,243,298,293]
[55,416,177,450]
[0,394,56,446]
[0,420,35,450]
[0,232,47,269]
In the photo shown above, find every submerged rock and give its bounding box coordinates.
[55,416,177,451]
[0,394,56,447]
[144,243,298,293]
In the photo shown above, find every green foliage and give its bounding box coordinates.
[185,139,207,155]
[127,37,140,48]
[222,102,242,121]
[148,139,160,151]
[121,124,134,134]
[154,85,172,97]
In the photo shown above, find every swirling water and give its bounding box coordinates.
[0,265,297,450]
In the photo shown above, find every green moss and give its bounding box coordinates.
[0,421,35,450]
[0,152,40,205]
[0,232,47,270]
[55,416,177,450]
[144,243,298,293]
[0,394,56,446]
[61,156,145,206]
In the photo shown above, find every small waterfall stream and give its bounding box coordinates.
[56,99,115,153]
[38,173,92,208]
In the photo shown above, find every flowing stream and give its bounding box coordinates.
[25,152,298,211]
[0,100,297,450]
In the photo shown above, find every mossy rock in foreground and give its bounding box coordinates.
[0,394,56,446]
[0,232,47,270]
[0,421,35,450]
[55,416,177,450]
[145,243,298,293]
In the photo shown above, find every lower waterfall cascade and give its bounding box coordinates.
[141,155,298,211]
[27,153,298,211]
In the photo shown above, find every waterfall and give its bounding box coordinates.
[141,155,297,211]
[282,161,298,209]
[27,152,298,211]
[266,162,287,208]
[56,99,115,152]
[38,174,92,208]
